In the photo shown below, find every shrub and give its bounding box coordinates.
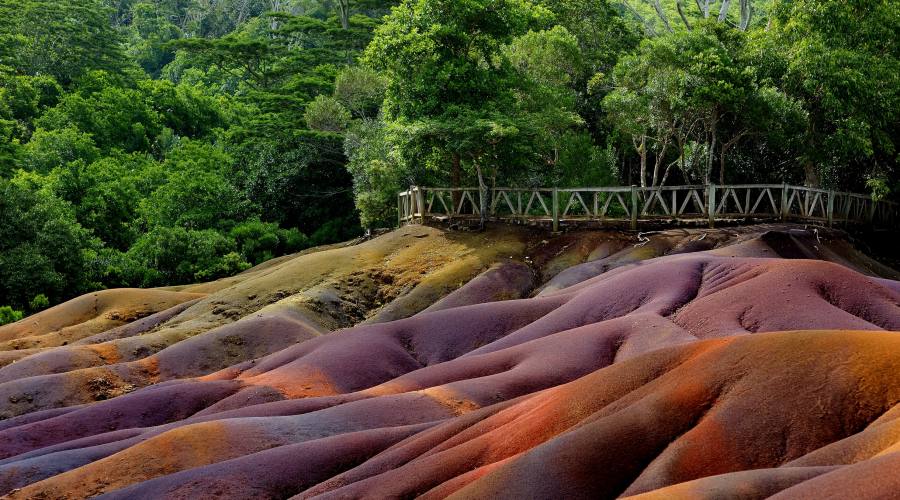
[230,220,311,265]
[0,306,23,326]
[126,226,250,286]
[304,95,351,132]
[28,293,49,312]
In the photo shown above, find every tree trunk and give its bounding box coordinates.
[621,0,657,36]
[475,165,487,230]
[739,0,752,30]
[639,135,647,188]
[661,159,677,187]
[719,147,726,185]
[651,138,670,187]
[706,114,718,185]
[676,0,693,29]
[718,0,732,22]
[696,0,712,18]
[719,131,746,186]
[803,161,820,188]
[803,121,821,187]
[652,0,673,32]
[337,0,350,29]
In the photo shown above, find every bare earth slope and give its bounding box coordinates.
[0,223,898,499]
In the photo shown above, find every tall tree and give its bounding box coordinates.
[0,0,128,85]
[604,22,803,186]
[766,0,899,191]
[365,0,555,194]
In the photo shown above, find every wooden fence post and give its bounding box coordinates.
[552,188,559,232]
[780,183,788,220]
[397,193,402,227]
[415,186,425,224]
[707,184,716,228]
[630,185,638,231]
[827,190,835,227]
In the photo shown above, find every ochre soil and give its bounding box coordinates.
[0,223,898,499]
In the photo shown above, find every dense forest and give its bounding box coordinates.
[0,0,896,321]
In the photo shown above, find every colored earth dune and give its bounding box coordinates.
[1,223,899,499]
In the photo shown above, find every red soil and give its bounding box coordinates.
[0,224,898,499]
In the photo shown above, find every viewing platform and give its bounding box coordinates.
[398,184,899,230]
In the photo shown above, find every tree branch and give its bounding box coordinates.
[652,0,674,33]
[739,0,752,30]
[718,0,732,22]
[621,0,658,37]
[676,0,693,30]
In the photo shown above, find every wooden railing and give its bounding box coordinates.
[398,184,898,230]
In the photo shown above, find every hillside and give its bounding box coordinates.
[0,223,898,498]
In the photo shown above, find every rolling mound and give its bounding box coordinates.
[0,223,898,499]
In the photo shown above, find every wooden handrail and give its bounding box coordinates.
[398,184,897,230]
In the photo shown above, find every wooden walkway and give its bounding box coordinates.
[398,184,899,230]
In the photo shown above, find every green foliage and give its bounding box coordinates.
[0,0,388,314]
[334,66,386,119]
[126,1,183,76]
[356,0,596,225]
[0,306,23,326]
[553,131,618,187]
[230,221,311,265]
[366,0,552,119]
[232,132,358,236]
[505,26,582,88]
[50,153,163,250]
[305,95,351,132]
[767,0,898,191]
[0,0,897,314]
[139,79,225,139]
[21,128,101,173]
[126,226,250,285]
[603,22,805,186]
[141,169,254,231]
[28,293,49,312]
[345,119,407,228]
[36,83,162,153]
[0,0,128,85]
[0,177,97,309]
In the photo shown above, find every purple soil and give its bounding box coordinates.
[0,227,899,498]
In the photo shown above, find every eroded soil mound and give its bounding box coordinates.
[0,223,898,499]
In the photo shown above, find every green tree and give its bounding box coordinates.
[127,1,184,76]
[0,0,128,85]
[36,82,162,153]
[50,153,164,250]
[28,293,49,312]
[20,128,101,173]
[766,0,899,192]
[230,220,310,265]
[232,132,358,237]
[0,306,23,326]
[0,177,97,308]
[126,226,249,285]
[344,119,407,227]
[604,22,803,186]
[334,66,386,119]
[364,0,594,225]
[305,95,351,132]
[141,169,253,231]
